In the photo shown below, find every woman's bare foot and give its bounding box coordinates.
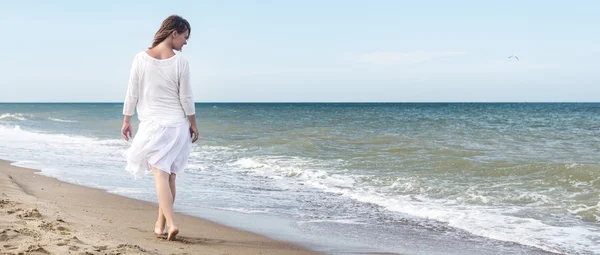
[154,221,167,236]
[167,226,179,241]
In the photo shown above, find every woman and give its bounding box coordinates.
[121,15,198,241]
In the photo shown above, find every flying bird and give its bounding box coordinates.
[508,54,519,61]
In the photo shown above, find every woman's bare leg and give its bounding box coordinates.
[152,168,178,240]
[155,173,177,235]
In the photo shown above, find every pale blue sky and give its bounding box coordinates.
[0,0,598,102]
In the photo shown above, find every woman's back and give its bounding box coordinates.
[123,51,194,127]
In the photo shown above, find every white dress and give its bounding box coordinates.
[122,51,196,179]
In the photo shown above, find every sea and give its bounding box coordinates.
[0,103,599,255]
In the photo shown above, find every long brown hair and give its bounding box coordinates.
[150,15,191,49]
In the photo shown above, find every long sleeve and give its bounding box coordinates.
[179,59,196,116]
[123,55,140,116]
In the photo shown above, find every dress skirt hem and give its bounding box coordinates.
[123,119,192,179]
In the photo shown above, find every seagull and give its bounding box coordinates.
[508,54,519,61]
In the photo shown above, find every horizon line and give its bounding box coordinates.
[1,101,599,104]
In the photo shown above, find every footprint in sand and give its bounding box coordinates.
[55,235,85,250]
[0,199,11,208]
[38,221,56,231]
[17,208,43,219]
[56,226,69,231]
[92,245,107,251]
[25,244,51,254]
[0,228,20,242]
[70,236,85,244]
[6,207,23,215]
[116,243,147,253]
[2,244,18,250]
[18,227,42,240]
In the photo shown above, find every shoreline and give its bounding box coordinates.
[0,159,322,254]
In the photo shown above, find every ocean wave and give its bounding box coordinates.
[48,117,78,123]
[568,202,600,223]
[325,184,598,255]
[232,155,600,255]
[0,113,28,121]
[212,207,270,214]
[297,218,367,225]
[233,157,356,189]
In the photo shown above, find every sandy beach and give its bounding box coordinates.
[0,159,321,255]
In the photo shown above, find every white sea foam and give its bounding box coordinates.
[233,155,600,255]
[10,160,44,169]
[48,117,78,123]
[297,219,367,225]
[0,113,28,121]
[234,157,355,187]
[0,124,128,181]
[107,187,149,195]
[213,207,270,214]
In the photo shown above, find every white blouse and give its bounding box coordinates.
[123,51,195,127]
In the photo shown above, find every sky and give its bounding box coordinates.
[0,0,598,102]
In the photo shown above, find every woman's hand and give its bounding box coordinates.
[190,124,199,143]
[122,116,133,141]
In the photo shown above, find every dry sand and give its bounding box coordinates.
[0,159,321,255]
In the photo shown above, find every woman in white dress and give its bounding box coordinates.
[121,15,198,241]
